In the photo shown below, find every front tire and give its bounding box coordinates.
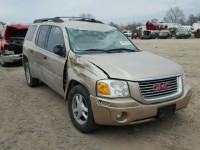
[68,84,98,133]
[24,62,39,87]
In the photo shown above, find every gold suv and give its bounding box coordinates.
[23,17,192,133]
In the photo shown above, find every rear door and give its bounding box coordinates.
[42,26,66,96]
[31,25,50,81]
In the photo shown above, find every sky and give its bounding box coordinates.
[0,0,200,25]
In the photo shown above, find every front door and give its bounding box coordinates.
[42,26,66,96]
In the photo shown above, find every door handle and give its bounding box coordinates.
[30,50,33,53]
[43,56,47,60]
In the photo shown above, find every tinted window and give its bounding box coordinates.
[47,26,65,53]
[37,25,49,48]
[25,25,37,41]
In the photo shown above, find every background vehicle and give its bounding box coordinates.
[123,30,132,37]
[176,28,191,39]
[131,29,142,39]
[168,28,177,37]
[194,29,200,38]
[192,22,200,32]
[182,25,195,34]
[0,24,29,66]
[141,30,156,39]
[158,30,171,39]
[23,17,191,133]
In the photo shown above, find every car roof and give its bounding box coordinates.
[33,18,116,31]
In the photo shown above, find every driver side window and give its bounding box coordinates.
[47,26,65,55]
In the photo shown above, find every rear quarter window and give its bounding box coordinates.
[25,25,37,41]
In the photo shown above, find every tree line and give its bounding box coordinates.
[80,7,200,31]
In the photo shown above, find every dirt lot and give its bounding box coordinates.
[0,39,200,150]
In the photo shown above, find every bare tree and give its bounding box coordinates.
[163,7,185,24]
[79,13,95,19]
[163,17,168,23]
[109,21,120,29]
[109,21,141,31]
[187,14,198,25]
[197,13,200,21]
[151,18,158,23]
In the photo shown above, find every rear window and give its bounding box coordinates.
[36,25,49,48]
[25,25,37,41]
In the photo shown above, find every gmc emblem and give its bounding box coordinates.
[153,83,170,91]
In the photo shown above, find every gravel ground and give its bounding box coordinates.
[0,38,200,150]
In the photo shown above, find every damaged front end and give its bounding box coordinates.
[1,37,25,63]
[0,24,29,66]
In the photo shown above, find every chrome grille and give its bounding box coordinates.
[139,76,182,101]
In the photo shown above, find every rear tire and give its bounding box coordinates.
[24,62,39,87]
[68,84,98,133]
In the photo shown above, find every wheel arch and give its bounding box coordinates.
[65,79,90,101]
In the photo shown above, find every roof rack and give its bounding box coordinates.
[33,18,64,23]
[33,17,104,24]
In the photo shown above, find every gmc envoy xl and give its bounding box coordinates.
[23,17,192,132]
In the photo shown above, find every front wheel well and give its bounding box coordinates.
[66,80,84,100]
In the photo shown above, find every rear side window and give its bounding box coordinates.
[36,25,49,48]
[25,25,37,41]
[47,26,65,53]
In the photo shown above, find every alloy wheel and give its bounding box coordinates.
[72,94,88,125]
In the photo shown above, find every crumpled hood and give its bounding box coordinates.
[82,51,183,81]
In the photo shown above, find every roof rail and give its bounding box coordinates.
[33,17,104,24]
[55,17,104,24]
[33,18,64,23]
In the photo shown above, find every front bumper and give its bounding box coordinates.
[90,84,192,126]
[1,54,22,63]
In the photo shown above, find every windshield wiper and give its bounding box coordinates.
[106,48,137,53]
[76,49,110,53]
[76,48,138,54]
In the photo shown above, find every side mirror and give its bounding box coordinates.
[53,45,64,56]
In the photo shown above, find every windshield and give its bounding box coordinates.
[178,28,187,32]
[66,28,138,54]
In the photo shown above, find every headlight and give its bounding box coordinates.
[176,33,179,35]
[97,80,130,98]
